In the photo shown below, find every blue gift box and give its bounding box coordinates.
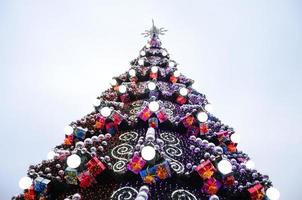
[64,167,78,185]
[75,127,87,140]
[34,177,50,193]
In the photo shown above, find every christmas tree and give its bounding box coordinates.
[14,21,280,200]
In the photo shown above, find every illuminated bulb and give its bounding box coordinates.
[148,101,160,112]
[161,50,167,56]
[138,59,144,66]
[151,66,158,73]
[140,51,146,56]
[67,154,81,168]
[173,70,180,77]
[129,69,136,77]
[230,133,241,143]
[197,112,208,122]
[245,160,255,170]
[19,177,32,190]
[168,61,175,67]
[141,146,156,161]
[146,43,151,48]
[110,79,117,86]
[179,88,188,96]
[47,151,56,160]
[217,159,233,175]
[92,98,100,107]
[100,107,112,117]
[266,187,280,200]
[64,125,74,136]
[118,85,127,93]
[205,104,213,112]
[148,82,156,91]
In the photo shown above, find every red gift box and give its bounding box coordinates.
[86,157,106,177]
[24,187,35,200]
[223,175,235,186]
[111,111,123,125]
[176,96,187,105]
[156,110,168,123]
[150,72,158,79]
[182,115,195,128]
[202,177,221,195]
[170,75,178,83]
[200,123,208,134]
[95,116,106,130]
[196,160,216,180]
[248,183,265,200]
[138,106,152,121]
[119,93,130,103]
[77,171,96,188]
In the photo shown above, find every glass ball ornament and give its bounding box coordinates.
[205,103,213,112]
[67,154,81,169]
[197,111,208,122]
[128,69,136,77]
[151,66,158,73]
[173,70,180,77]
[245,160,255,170]
[217,159,233,175]
[138,59,145,66]
[179,88,188,96]
[118,85,127,93]
[148,101,160,112]
[110,78,118,86]
[64,125,74,136]
[19,176,32,189]
[141,146,156,161]
[230,133,241,143]
[100,106,112,117]
[148,82,156,91]
[266,187,280,200]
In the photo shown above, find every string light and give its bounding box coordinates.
[140,51,146,56]
[168,61,175,67]
[197,112,208,122]
[92,98,100,107]
[141,146,156,161]
[47,151,57,160]
[138,59,144,66]
[67,154,81,169]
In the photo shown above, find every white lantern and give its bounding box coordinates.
[148,101,160,112]
[100,107,112,117]
[179,88,188,96]
[138,59,144,66]
[173,70,180,77]
[230,133,240,143]
[19,177,32,190]
[217,159,233,175]
[141,146,156,161]
[47,151,57,160]
[161,50,167,56]
[140,51,146,56]
[151,66,158,73]
[197,112,208,122]
[67,154,81,168]
[266,187,280,200]
[64,125,74,136]
[147,82,156,91]
[92,98,101,107]
[110,78,117,86]
[168,61,175,67]
[129,69,136,77]
[245,160,255,170]
[118,85,127,93]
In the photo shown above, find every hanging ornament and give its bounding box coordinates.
[64,167,78,185]
[168,61,175,67]
[196,160,216,180]
[86,157,106,177]
[202,178,221,195]
[92,98,101,107]
[127,155,146,174]
[161,50,167,56]
[197,111,208,122]
[150,66,158,79]
[200,123,208,134]
[47,151,57,160]
[140,50,146,56]
[67,154,81,169]
[19,177,32,190]
[170,70,180,83]
[33,177,51,193]
[217,159,232,175]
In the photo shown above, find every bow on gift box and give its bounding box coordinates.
[138,106,168,123]
[196,160,216,180]
[95,111,124,131]
[202,177,221,195]
[127,155,146,174]
[86,157,106,177]
[248,183,265,200]
[24,186,35,200]
[77,171,96,189]
[139,161,171,184]
[64,167,78,185]
[33,177,50,194]
[181,115,196,128]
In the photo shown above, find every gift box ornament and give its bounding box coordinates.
[64,167,78,185]
[111,111,124,125]
[202,177,221,195]
[200,123,209,134]
[106,122,118,136]
[148,117,159,128]
[33,177,50,194]
[139,161,171,184]
[86,157,106,177]
[176,95,187,105]
[138,106,152,121]
[64,135,73,146]
[187,126,200,136]
[140,166,157,184]
[95,116,106,130]
[248,183,265,200]
[127,155,146,174]
[149,72,158,79]
[74,127,87,140]
[77,171,96,188]
[156,109,168,123]
[155,161,171,180]
[223,175,235,186]
[169,75,178,84]
[181,115,196,128]
[119,93,130,103]
[24,187,35,200]
[227,143,237,153]
[216,131,228,142]
[196,160,216,180]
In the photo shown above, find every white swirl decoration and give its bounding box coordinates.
[169,158,185,174]
[159,132,180,145]
[119,131,138,142]
[111,143,133,173]
[171,189,197,200]
[164,145,183,157]
[111,186,138,200]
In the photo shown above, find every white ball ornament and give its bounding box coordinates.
[138,59,144,66]
[148,101,160,112]
[179,88,188,96]
[245,160,255,170]
[147,82,156,91]
[266,187,280,200]
[47,151,57,160]
[110,78,117,86]
[64,125,74,136]
[197,112,208,122]
[141,146,156,161]
[230,133,241,143]
[19,177,32,190]
[100,106,112,117]
[168,61,175,67]
[217,159,233,175]
[205,103,213,112]
[173,70,180,77]
[151,66,158,73]
[129,69,136,77]
[161,50,167,56]
[118,85,127,94]
[140,51,146,56]
[67,154,81,168]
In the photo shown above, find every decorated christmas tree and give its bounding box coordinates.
[14,22,280,200]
